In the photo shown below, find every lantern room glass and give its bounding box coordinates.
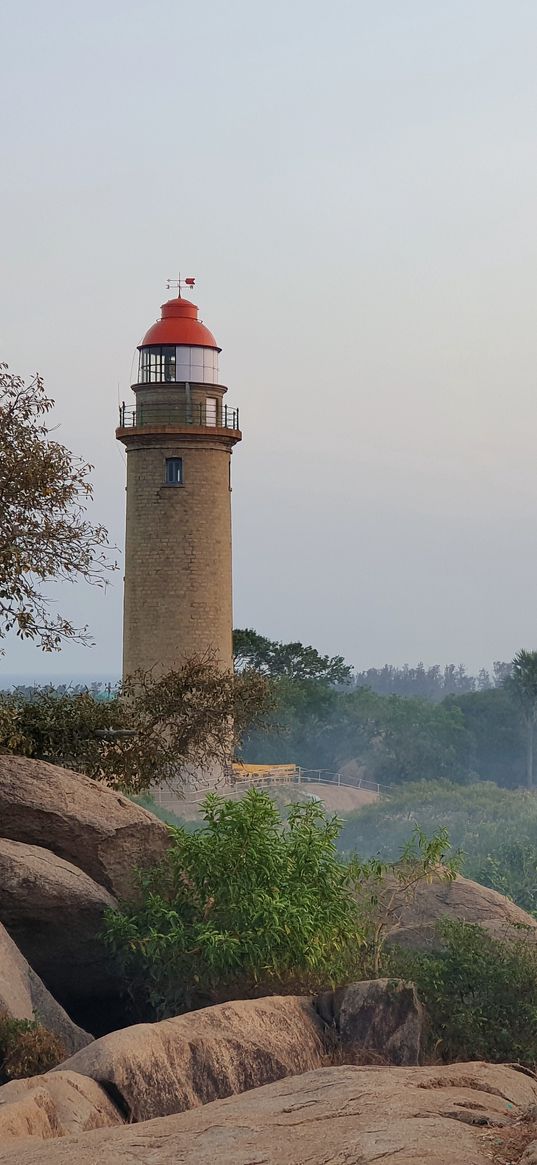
[138,346,219,385]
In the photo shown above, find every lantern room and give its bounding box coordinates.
[118,287,240,436]
[134,295,221,387]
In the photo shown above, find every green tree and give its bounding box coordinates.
[361,694,471,785]
[0,365,115,651]
[233,628,352,685]
[447,687,525,787]
[509,649,537,788]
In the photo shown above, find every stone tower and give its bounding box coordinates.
[117,285,242,685]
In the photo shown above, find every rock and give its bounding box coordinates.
[0,1070,124,1141]
[387,871,537,951]
[0,838,117,1013]
[0,922,91,1056]
[0,755,170,901]
[316,978,424,1065]
[55,996,326,1121]
[2,1061,537,1163]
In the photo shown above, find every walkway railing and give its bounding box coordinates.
[158,765,391,808]
[118,402,240,430]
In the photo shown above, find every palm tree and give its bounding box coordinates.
[510,650,537,789]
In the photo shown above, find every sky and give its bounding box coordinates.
[2,0,537,680]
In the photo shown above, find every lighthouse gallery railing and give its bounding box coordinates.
[118,402,240,430]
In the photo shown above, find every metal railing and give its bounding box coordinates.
[169,766,391,806]
[118,402,240,430]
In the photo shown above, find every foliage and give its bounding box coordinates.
[103,790,456,1019]
[242,674,527,789]
[0,1013,65,1082]
[0,687,123,772]
[98,662,273,793]
[508,649,537,788]
[338,781,537,915]
[447,687,526,788]
[361,694,472,785]
[233,628,352,685]
[392,920,537,1067]
[104,790,366,1016]
[351,826,459,977]
[0,364,115,651]
[241,681,474,783]
[354,661,511,701]
[0,661,273,794]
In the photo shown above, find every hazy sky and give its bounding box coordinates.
[2,0,537,679]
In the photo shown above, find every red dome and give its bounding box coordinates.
[139,296,220,350]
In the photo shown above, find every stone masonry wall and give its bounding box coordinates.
[122,437,234,680]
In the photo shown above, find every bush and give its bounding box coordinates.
[391,920,537,1067]
[0,1013,66,1082]
[103,790,455,1019]
[104,790,368,1017]
[338,781,537,916]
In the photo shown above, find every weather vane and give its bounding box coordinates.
[166,274,196,297]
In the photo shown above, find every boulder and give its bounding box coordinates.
[0,755,170,902]
[0,1071,123,1141]
[2,1061,537,1163]
[315,978,424,1065]
[55,996,326,1121]
[387,871,537,951]
[0,838,117,1012]
[0,922,91,1056]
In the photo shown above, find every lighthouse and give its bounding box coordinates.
[117,282,242,693]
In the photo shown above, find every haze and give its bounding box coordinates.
[2,0,537,680]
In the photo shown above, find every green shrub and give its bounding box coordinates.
[338,781,537,916]
[392,920,537,1067]
[104,789,371,1017]
[0,1013,66,1082]
[104,790,456,1019]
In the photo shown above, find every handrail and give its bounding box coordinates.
[170,767,391,807]
[118,402,240,430]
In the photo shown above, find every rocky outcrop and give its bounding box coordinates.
[388,871,537,951]
[316,978,424,1065]
[0,838,117,1011]
[55,996,327,1121]
[0,755,170,901]
[0,1071,123,1141]
[2,1062,537,1163]
[0,922,91,1057]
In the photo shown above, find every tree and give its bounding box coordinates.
[509,649,537,788]
[0,365,115,651]
[447,687,525,787]
[0,659,272,794]
[233,628,352,685]
[100,662,272,793]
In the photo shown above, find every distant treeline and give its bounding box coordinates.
[2,682,117,700]
[233,632,528,789]
[353,661,512,701]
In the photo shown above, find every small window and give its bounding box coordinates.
[165,457,183,485]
